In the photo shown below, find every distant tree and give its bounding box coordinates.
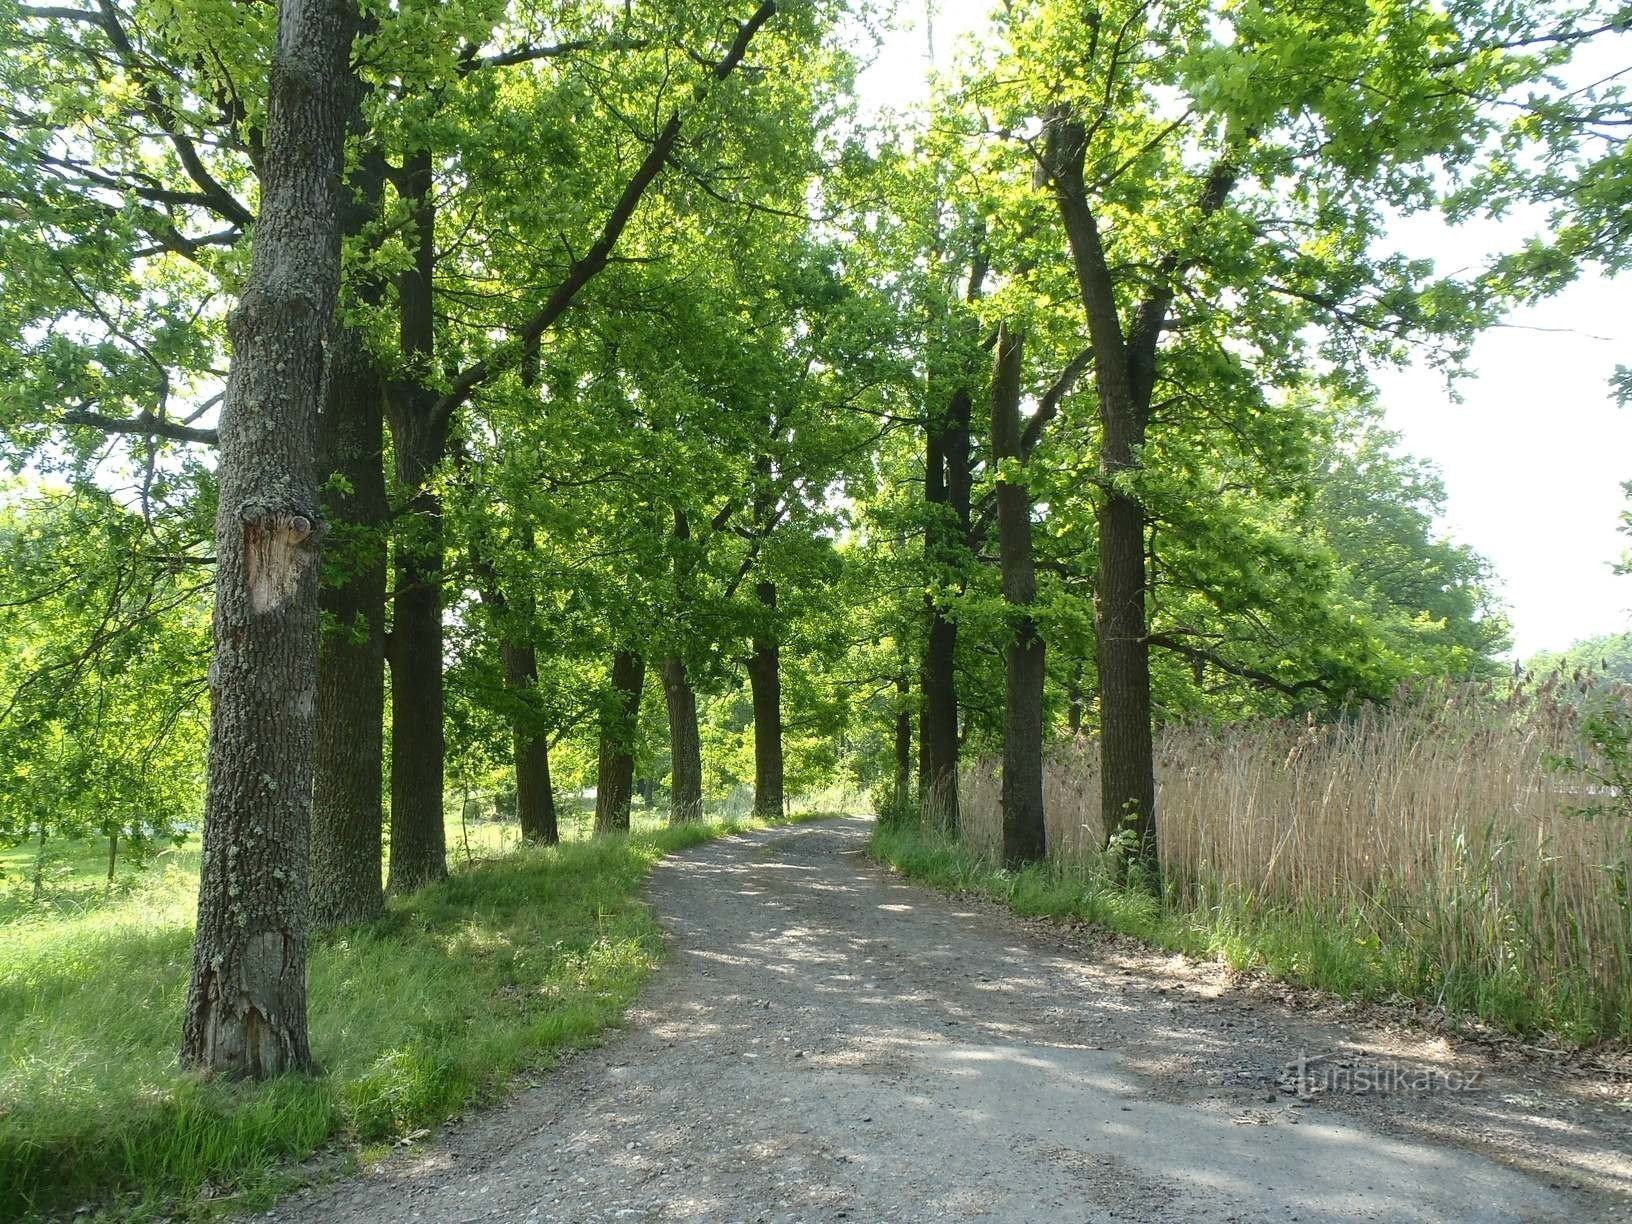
[0,489,208,884]
[988,323,1046,867]
[1528,632,1632,690]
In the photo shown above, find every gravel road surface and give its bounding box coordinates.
[269,816,1632,1223]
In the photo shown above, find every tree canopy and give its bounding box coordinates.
[1,0,1626,1071]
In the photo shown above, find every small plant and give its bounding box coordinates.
[871,779,920,829]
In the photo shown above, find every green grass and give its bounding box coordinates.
[0,804,833,1222]
[868,823,1628,1045]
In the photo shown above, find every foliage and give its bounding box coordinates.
[0,0,1626,1207]
[1528,630,1632,689]
[0,486,208,882]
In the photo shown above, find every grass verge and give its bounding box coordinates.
[0,808,832,1221]
[869,822,1628,1045]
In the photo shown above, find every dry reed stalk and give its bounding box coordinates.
[955,680,1631,1028]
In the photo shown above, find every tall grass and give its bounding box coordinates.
[940,681,1632,1042]
[0,804,830,1221]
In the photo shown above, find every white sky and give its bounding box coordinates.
[854,0,1632,659]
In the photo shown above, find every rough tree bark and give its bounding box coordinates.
[595,650,645,834]
[180,0,356,1077]
[382,146,448,895]
[990,324,1046,868]
[748,579,784,821]
[661,657,703,823]
[309,321,387,927]
[309,132,389,931]
[384,426,448,890]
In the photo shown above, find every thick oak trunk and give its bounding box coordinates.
[661,657,703,824]
[1048,113,1159,876]
[308,7,389,932]
[595,650,644,834]
[180,0,356,1078]
[383,147,447,894]
[309,319,388,928]
[1095,490,1156,864]
[504,639,558,844]
[384,412,448,893]
[749,580,784,821]
[990,325,1046,868]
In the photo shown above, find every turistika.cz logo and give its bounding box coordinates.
[1284,1054,1484,1095]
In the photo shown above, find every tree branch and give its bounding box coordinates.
[1147,632,1328,698]
[459,37,651,74]
[60,409,218,445]
[1125,156,1239,413]
[430,1,779,429]
[1020,344,1094,460]
[92,0,253,228]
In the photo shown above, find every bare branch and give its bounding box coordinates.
[60,409,219,445]
[1147,632,1329,698]
[461,37,651,73]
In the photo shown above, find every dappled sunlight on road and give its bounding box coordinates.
[273,817,1628,1224]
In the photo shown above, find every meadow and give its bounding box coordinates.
[0,799,825,1221]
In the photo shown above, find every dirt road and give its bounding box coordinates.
[272,816,1632,1223]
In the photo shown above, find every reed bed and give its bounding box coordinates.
[954,680,1632,1040]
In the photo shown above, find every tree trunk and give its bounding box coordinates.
[661,657,703,823]
[309,312,388,929]
[749,580,784,821]
[180,0,355,1078]
[1095,487,1156,864]
[384,413,448,892]
[595,650,644,834]
[893,673,913,820]
[990,324,1046,868]
[1047,112,1158,876]
[919,416,960,832]
[307,9,388,933]
[919,239,983,834]
[504,639,558,844]
[383,147,447,895]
